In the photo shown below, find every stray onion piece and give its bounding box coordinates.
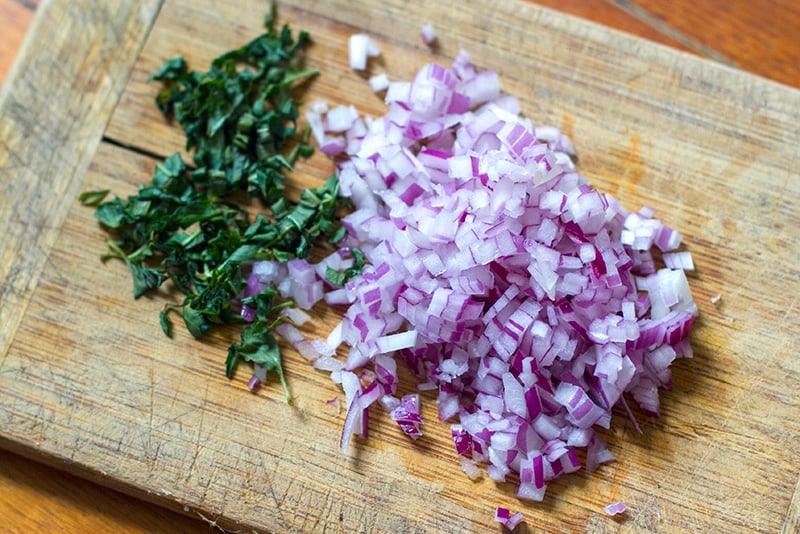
[494,506,525,531]
[604,501,627,516]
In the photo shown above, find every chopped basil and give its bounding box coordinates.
[85,7,341,400]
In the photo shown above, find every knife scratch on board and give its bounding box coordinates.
[186,382,211,481]
[146,366,156,461]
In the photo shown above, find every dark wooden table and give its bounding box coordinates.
[1,0,797,531]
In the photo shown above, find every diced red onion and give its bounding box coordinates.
[663,251,695,271]
[320,136,346,156]
[603,501,627,516]
[298,49,698,503]
[326,397,341,415]
[280,307,310,326]
[305,102,327,145]
[314,355,344,372]
[459,456,482,479]
[247,364,268,392]
[366,37,381,58]
[273,322,334,362]
[420,24,437,46]
[494,507,524,531]
[369,73,390,93]
[376,330,418,353]
[348,34,371,70]
[326,105,360,133]
[390,393,424,438]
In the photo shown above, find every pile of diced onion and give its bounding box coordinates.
[246,49,698,503]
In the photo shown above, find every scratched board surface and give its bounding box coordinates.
[0,0,798,532]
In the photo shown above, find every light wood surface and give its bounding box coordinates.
[1,0,799,532]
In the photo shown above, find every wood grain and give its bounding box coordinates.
[0,446,203,533]
[611,0,800,88]
[1,0,799,532]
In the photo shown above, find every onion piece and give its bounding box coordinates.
[494,507,524,531]
[369,73,390,93]
[348,34,370,70]
[390,393,424,438]
[459,456,482,479]
[349,34,381,71]
[326,397,341,415]
[603,501,627,516]
[420,24,437,46]
[247,364,267,392]
[663,251,695,271]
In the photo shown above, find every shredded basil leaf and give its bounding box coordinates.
[84,7,343,401]
[324,248,366,286]
[79,190,110,206]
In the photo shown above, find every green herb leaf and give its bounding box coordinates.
[183,305,210,338]
[130,262,166,299]
[93,199,129,228]
[81,8,342,402]
[79,190,110,206]
[231,330,290,402]
[225,345,240,379]
[227,286,293,402]
[148,14,318,204]
[159,308,172,337]
[148,56,187,82]
[324,248,366,286]
[329,225,347,246]
[102,238,165,298]
[325,266,346,286]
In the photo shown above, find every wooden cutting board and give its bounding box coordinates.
[1,0,798,532]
